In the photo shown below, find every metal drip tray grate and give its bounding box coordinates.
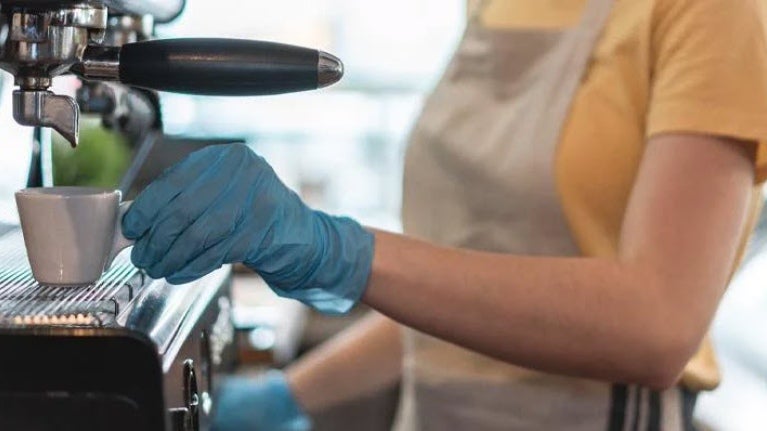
[0,229,146,327]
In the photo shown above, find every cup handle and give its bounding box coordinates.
[107,201,135,270]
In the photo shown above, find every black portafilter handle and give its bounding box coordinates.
[116,38,344,96]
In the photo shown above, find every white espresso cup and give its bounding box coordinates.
[15,187,134,286]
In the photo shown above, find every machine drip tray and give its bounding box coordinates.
[0,228,147,327]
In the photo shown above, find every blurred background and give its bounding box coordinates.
[0,1,764,429]
[156,0,467,232]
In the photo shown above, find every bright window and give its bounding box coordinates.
[158,0,466,231]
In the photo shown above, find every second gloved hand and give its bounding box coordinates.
[212,371,311,431]
[122,144,374,314]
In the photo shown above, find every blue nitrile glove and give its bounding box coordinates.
[122,143,374,314]
[212,371,311,431]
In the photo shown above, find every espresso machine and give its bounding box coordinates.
[0,1,344,430]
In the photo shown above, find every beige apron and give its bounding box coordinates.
[396,0,694,429]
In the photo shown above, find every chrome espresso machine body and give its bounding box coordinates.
[0,1,344,430]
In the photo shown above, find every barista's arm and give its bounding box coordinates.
[286,313,403,413]
[363,133,757,389]
[124,134,755,390]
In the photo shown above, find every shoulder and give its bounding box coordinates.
[644,0,767,182]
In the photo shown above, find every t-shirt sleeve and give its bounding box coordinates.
[647,0,767,183]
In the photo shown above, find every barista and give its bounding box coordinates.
[123,0,767,429]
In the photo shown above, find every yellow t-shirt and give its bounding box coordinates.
[479,0,767,390]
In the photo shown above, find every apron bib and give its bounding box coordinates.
[396,0,691,429]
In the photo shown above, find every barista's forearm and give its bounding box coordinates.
[286,313,402,413]
[362,232,701,389]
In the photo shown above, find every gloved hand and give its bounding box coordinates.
[122,143,374,314]
[212,371,311,431]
